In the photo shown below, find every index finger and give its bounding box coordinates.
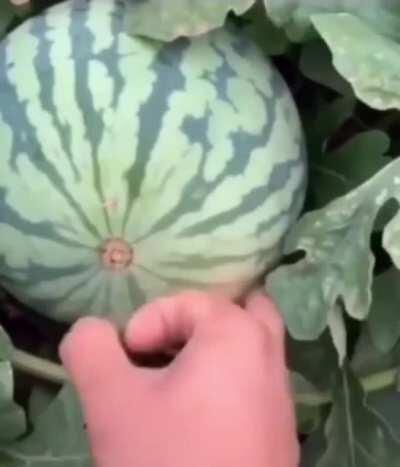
[124,291,233,354]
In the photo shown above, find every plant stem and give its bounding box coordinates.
[10,349,399,406]
[295,390,331,407]
[11,349,67,385]
[362,368,398,395]
[295,367,399,406]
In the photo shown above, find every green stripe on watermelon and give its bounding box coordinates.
[0,0,307,323]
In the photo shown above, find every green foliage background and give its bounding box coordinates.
[2,0,400,465]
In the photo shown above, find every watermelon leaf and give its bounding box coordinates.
[262,0,360,42]
[300,427,327,467]
[124,0,255,41]
[264,0,400,43]
[0,1,15,39]
[350,329,400,451]
[288,332,339,392]
[28,384,58,423]
[291,372,322,433]
[367,388,400,441]
[306,95,356,151]
[241,1,289,56]
[0,325,12,358]
[299,39,353,96]
[0,327,26,443]
[368,268,400,354]
[302,95,356,172]
[266,158,400,341]
[351,325,400,381]
[264,1,400,111]
[310,129,391,208]
[311,13,400,111]
[316,366,400,467]
[0,384,91,466]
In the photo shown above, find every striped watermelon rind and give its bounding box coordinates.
[0,0,307,324]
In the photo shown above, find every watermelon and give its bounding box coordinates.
[0,0,307,324]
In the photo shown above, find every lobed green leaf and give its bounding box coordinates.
[299,39,353,95]
[0,1,15,39]
[266,158,400,343]
[368,268,400,354]
[310,129,391,208]
[264,0,400,42]
[0,384,91,466]
[241,1,289,56]
[124,0,255,41]
[291,372,322,433]
[312,13,400,111]
[0,327,26,444]
[317,367,400,466]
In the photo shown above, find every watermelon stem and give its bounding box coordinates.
[10,349,399,406]
[294,367,399,406]
[11,348,67,385]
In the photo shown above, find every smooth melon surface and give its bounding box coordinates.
[0,0,307,323]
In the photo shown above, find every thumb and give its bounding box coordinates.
[245,292,287,359]
[59,317,138,401]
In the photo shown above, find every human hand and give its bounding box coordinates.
[59,291,299,467]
